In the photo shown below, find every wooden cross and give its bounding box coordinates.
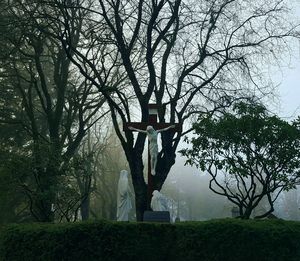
[123,104,181,210]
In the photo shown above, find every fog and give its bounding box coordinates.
[155,2,300,221]
[158,156,300,221]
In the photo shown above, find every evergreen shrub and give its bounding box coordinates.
[1,219,300,261]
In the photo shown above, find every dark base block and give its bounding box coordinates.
[143,211,170,223]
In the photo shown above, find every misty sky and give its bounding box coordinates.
[164,1,300,204]
[277,57,300,119]
[275,1,300,119]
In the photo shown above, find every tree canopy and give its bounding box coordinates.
[181,102,300,219]
[48,0,299,220]
[0,0,299,221]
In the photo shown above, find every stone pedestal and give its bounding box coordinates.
[143,211,170,223]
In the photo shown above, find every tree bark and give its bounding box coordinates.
[80,195,90,221]
[126,147,147,221]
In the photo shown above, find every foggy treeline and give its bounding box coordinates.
[163,160,300,221]
[0,118,133,223]
[1,0,300,224]
[1,107,300,223]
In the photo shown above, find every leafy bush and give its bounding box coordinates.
[175,219,300,261]
[181,102,300,219]
[1,219,300,261]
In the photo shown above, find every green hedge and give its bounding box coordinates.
[1,219,300,261]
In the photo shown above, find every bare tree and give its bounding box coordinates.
[38,0,299,220]
[53,120,130,222]
[0,0,107,221]
[90,129,130,220]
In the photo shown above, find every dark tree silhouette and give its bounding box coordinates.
[182,102,300,219]
[7,0,299,220]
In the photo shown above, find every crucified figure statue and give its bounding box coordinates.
[128,125,175,176]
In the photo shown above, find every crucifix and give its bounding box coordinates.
[123,104,181,210]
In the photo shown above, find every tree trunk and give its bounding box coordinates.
[30,141,61,222]
[155,131,177,190]
[242,208,253,219]
[80,194,90,220]
[133,183,147,221]
[32,169,57,222]
[127,148,147,221]
[131,163,147,221]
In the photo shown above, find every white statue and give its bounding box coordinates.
[150,190,169,211]
[128,125,175,175]
[116,170,132,221]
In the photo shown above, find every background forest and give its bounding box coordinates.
[1,0,300,224]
